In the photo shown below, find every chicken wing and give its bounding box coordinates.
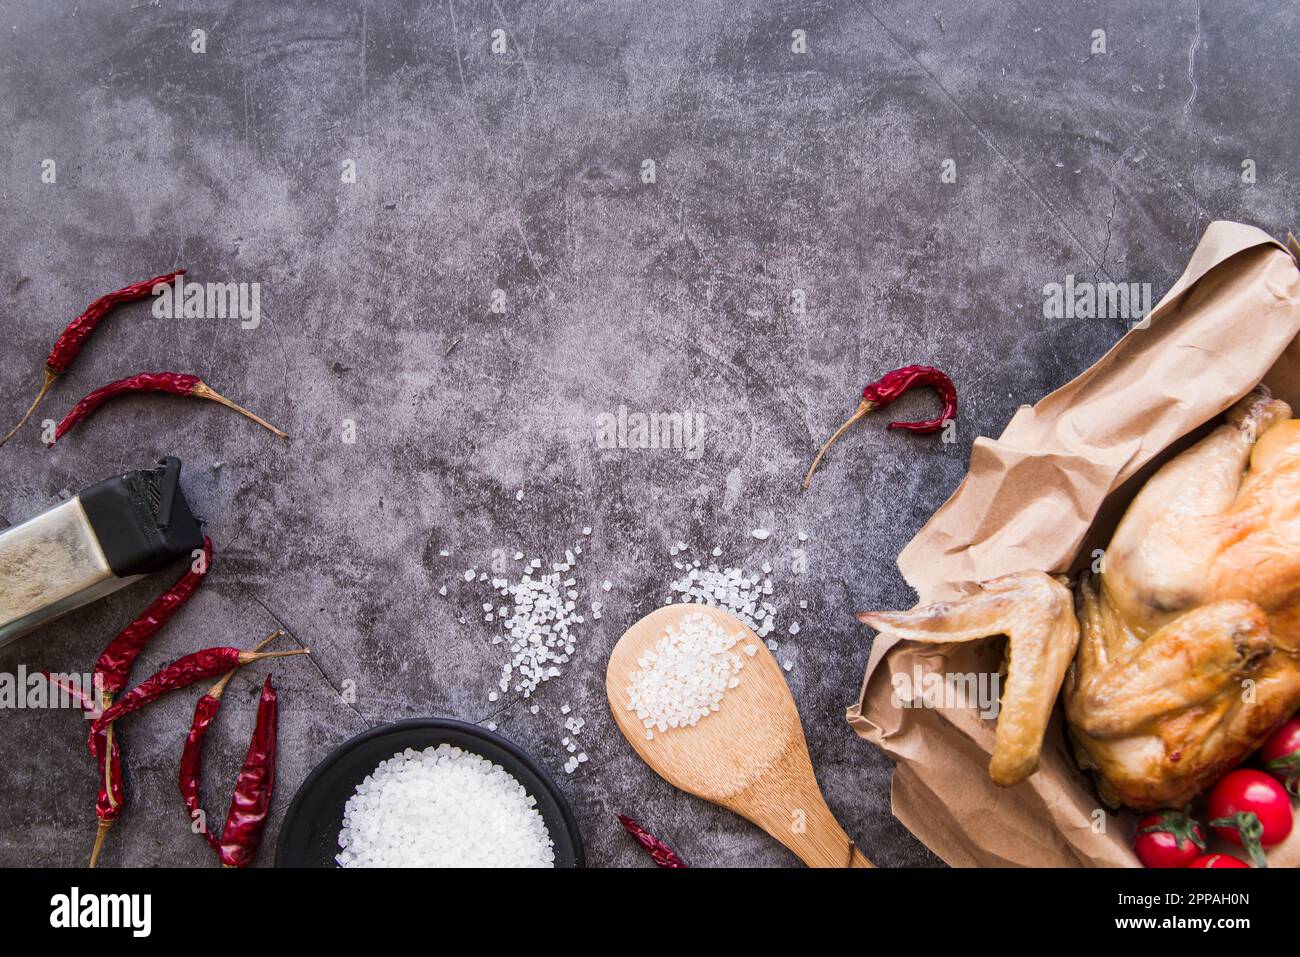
[859,571,1078,786]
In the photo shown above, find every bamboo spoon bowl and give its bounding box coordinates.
[606,603,871,867]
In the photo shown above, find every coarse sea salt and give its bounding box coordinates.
[335,745,554,868]
[625,611,744,733]
[667,558,779,638]
[481,546,588,699]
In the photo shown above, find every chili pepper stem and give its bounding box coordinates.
[0,369,57,447]
[238,648,308,665]
[210,630,285,698]
[102,695,119,811]
[95,695,119,865]
[88,819,113,869]
[803,399,875,490]
[191,383,287,439]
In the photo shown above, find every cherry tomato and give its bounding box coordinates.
[1188,853,1250,868]
[1207,769,1293,868]
[1133,809,1206,868]
[1259,716,1300,797]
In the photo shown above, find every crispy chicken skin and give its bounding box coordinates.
[1066,389,1300,808]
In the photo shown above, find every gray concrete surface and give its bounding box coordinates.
[0,0,1296,868]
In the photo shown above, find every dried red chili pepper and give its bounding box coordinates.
[40,671,121,867]
[0,270,184,447]
[53,372,287,443]
[179,630,282,856]
[96,537,212,697]
[218,675,278,868]
[87,725,125,865]
[92,645,307,736]
[179,691,224,858]
[617,814,688,868]
[803,364,957,490]
[180,693,225,855]
[85,537,213,867]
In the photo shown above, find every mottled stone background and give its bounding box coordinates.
[0,0,1295,867]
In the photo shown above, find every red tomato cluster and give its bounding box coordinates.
[1132,718,1299,869]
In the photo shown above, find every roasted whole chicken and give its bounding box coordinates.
[861,387,1300,808]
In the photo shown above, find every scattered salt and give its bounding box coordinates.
[665,553,780,638]
[486,546,589,698]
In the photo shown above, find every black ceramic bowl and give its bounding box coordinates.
[275,718,584,867]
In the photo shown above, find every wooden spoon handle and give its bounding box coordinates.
[736,760,873,867]
[787,807,874,868]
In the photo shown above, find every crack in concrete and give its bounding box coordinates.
[864,5,1116,283]
[1007,0,1213,225]
[1185,0,1202,116]
[252,595,368,726]
[490,0,538,94]
[1092,150,1128,282]
[446,0,553,297]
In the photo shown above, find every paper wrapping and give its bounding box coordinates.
[847,221,1300,867]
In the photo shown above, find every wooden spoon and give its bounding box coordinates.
[606,603,872,867]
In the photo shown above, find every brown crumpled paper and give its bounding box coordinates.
[847,220,1300,867]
